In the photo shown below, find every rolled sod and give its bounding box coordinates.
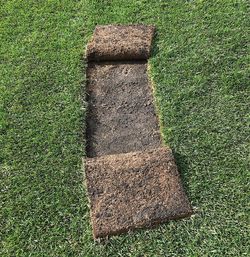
[85,147,192,239]
[86,25,155,61]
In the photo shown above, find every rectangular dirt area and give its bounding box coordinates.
[86,61,162,158]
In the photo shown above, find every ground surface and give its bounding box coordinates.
[0,1,249,256]
[86,61,161,157]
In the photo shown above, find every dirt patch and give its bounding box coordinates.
[85,25,192,239]
[86,25,155,61]
[86,61,162,157]
[85,147,192,239]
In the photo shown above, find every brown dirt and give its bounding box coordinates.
[85,147,193,239]
[86,61,162,158]
[86,25,155,61]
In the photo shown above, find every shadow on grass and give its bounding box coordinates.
[172,151,193,205]
[151,29,160,59]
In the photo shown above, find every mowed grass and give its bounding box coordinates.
[0,0,249,256]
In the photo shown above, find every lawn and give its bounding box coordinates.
[0,0,249,256]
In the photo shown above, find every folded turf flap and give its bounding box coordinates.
[85,147,192,239]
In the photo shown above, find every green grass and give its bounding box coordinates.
[0,0,249,256]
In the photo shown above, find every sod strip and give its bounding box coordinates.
[85,148,193,239]
[85,25,192,239]
[86,25,155,61]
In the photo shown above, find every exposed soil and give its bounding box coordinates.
[85,147,193,239]
[86,61,162,157]
[86,25,155,61]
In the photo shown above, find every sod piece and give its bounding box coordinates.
[85,147,192,239]
[86,25,155,61]
[86,61,162,157]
